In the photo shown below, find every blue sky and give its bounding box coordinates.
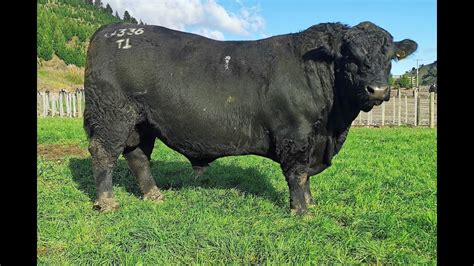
[106,0,436,75]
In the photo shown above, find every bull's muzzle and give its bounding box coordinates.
[366,86,390,102]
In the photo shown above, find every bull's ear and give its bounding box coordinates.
[394,39,417,60]
[303,45,341,62]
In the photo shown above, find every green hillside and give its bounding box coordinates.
[37,0,143,67]
[408,61,437,86]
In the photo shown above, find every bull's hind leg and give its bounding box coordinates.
[84,78,143,212]
[89,137,124,212]
[189,158,211,177]
[123,128,164,202]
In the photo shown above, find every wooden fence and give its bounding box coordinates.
[352,90,437,128]
[37,88,437,128]
[37,88,85,118]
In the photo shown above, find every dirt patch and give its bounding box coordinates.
[37,143,88,160]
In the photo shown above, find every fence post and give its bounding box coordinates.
[46,90,51,117]
[77,89,82,118]
[398,92,401,126]
[66,92,71,117]
[392,98,396,124]
[72,92,77,117]
[429,92,435,128]
[405,95,408,124]
[41,92,46,117]
[416,94,421,126]
[381,102,385,126]
[59,90,64,117]
[51,93,56,117]
[414,89,418,126]
[37,92,41,117]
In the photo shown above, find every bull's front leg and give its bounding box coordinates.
[284,169,311,215]
[303,175,314,207]
[277,136,315,215]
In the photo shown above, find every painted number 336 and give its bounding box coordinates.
[104,28,144,38]
[104,28,144,50]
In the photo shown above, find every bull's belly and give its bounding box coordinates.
[147,110,269,159]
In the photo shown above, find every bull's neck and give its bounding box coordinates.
[292,24,358,135]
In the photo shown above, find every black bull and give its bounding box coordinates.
[84,21,417,214]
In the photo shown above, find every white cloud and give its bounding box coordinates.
[104,0,265,40]
[193,28,225,40]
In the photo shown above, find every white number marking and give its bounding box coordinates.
[116,28,127,37]
[104,30,117,37]
[127,28,136,35]
[105,28,144,38]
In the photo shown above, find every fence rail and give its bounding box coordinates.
[38,88,437,128]
[37,88,85,118]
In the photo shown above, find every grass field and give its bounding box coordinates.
[37,118,437,264]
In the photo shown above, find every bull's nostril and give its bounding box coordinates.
[366,86,374,94]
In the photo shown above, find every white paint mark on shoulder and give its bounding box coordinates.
[224,56,231,70]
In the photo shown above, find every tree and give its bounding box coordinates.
[115,11,120,20]
[123,10,131,22]
[94,0,103,10]
[139,19,144,25]
[105,3,113,15]
[388,74,395,87]
[84,0,93,5]
[130,17,138,24]
[398,74,411,89]
[38,32,54,61]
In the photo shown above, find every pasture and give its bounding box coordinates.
[37,118,437,264]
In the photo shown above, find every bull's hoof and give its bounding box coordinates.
[143,187,165,202]
[305,198,316,209]
[290,207,308,216]
[192,166,207,177]
[93,197,119,213]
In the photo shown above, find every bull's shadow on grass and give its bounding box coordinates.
[69,158,286,208]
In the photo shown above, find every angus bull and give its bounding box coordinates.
[84,21,417,214]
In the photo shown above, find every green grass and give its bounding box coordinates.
[37,118,437,264]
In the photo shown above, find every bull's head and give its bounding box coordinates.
[338,21,417,112]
